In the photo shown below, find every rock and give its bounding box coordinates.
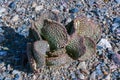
[8,1,16,9]
[32,1,37,8]
[12,15,19,22]
[112,53,120,66]
[89,71,96,80]
[78,73,85,80]
[35,5,43,12]
[77,62,87,70]
[0,34,5,43]
[115,0,120,4]
[111,23,119,32]
[0,7,6,16]
[97,38,112,50]
[69,8,79,13]
[0,51,7,56]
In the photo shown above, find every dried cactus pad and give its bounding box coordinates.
[32,10,59,35]
[78,37,96,61]
[47,48,66,57]
[33,40,50,68]
[27,43,37,72]
[46,53,72,67]
[66,34,86,60]
[73,16,101,42]
[30,10,59,41]
[41,19,68,50]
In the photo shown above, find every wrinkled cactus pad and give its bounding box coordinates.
[46,53,72,67]
[67,16,101,42]
[78,37,96,61]
[66,34,86,60]
[33,40,49,68]
[46,48,66,57]
[30,10,59,40]
[41,19,68,50]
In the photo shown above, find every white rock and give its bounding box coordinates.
[32,2,37,8]
[0,7,6,14]
[77,61,86,70]
[35,5,43,12]
[12,15,19,22]
[97,38,112,50]
[89,71,96,80]
[78,73,85,79]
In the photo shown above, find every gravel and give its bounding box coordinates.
[0,0,120,80]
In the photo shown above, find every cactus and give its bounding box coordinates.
[41,19,68,50]
[46,53,72,67]
[33,40,49,69]
[66,34,86,60]
[30,10,59,41]
[46,48,66,57]
[66,16,101,43]
[78,37,96,61]
[28,14,101,70]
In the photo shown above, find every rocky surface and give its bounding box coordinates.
[0,0,120,80]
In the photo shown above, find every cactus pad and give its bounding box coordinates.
[72,16,101,42]
[41,19,68,50]
[33,40,49,68]
[46,53,72,67]
[66,34,86,60]
[78,37,96,61]
[47,48,66,57]
[30,10,59,40]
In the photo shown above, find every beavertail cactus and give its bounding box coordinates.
[46,49,72,66]
[41,19,68,50]
[30,10,59,40]
[66,34,86,59]
[27,41,49,72]
[27,13,101,72]
[78,37,96,61]
[66,16,101,43]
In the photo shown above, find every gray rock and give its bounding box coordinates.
[115,0,120,4]
[0,7,6,15]
[0,51,7,56]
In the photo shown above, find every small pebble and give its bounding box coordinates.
[12,15,19,22]
[97,38,112,50]
[8,1,16,9]
[69,8,79,13]
[35,5,43,12]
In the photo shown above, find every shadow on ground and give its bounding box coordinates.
[0,26,32,73]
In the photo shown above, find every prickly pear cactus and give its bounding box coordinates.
[66,16,101,43]
[78,37,96,61]
[30,10,59,40]
[66,34,86,60]
[28,13,101,71]
[41,19,68,50]
[47,48,66,57]
[46,53,72,67]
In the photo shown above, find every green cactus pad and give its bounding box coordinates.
[78,37,96,61]
[72,16,101,42]
[66,34,86,60]
[30,10,59,40]
[33,40,50,68]
[41,19,68,50]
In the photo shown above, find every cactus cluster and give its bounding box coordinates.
[27,10,101,72]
